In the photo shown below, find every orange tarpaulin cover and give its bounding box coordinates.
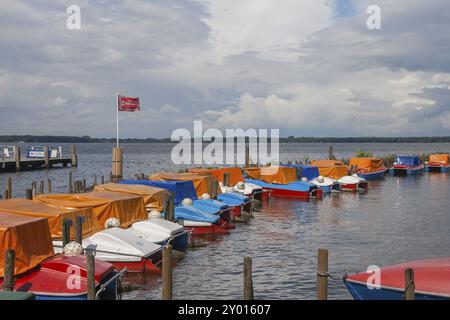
[35,192,147,229]
[311,160,349,179]
[94,183,169,211]
[244,166,297,184]
[0,212,54,277]
[0,199,101,240]
[189,167,244,186]
[349,158,384,173]
[429,154,450,165]
[149,172,220,197]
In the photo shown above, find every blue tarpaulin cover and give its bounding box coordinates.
[396,156,421,167]
[120,180,198,205]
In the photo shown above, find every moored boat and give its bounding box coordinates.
[389,156,424,176]
[119,180,229,236]
[311,160,368,192]
[0,212,122,300]
[424,154,450,173]
[93,183,189,251]
[344,257,450,300]
[283,164,341,193]
[349,157,387,180]
[244,166,322,199]
[33,193,163,273]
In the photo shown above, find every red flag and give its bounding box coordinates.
[118,94,140,112]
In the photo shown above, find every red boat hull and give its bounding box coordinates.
[340,182,368,192]
[184,223,230,236]
[261,187,322,199]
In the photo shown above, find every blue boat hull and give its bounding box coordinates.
[158,230,189,251]
[425,166,450,173]
[344,280,449,300]
[173,205,219,223]
[389,167,424,175]
[357,170,386,180]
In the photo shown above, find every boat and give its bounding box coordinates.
[311,160,368,191]
[344,257,450,300]
[425,154,450,173]
[282,164,341,193]
[348,158,387,180]
[148,172,234,228]
[0,212,122,300]
[189,167,266,202]
[93,183,189,251]
[119,180,229,236]
[244,166,322,199]
[33,193,163,273]
[389,156,424,176]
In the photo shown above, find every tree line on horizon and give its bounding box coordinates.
[1,135,450,144]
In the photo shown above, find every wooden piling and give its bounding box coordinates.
[74,216,83,245]
[39,180,44,195]
[245,144,250,167]
[47,179,52,193]
[328,146,335,160]
[25,189,33,200]
[317,248,328,300]
[31,181,36,198]
[223,173,230,187]
[93,175,97,187]
[243,257,254,300]
[112,147,123,182]
[82,179,87,193]
[71,145,78,167]
[101,175,105,185]
[62,219,72,247]
[14,146,21,172]
[166,193,175,221]
[86,250,96,300]
[404,268,415,300]
[68,171,73,193]
[162,244,173,300]
[43,146,50,169]
[3,250,15,291]
[7,176,12,199]
[3,190,8,200]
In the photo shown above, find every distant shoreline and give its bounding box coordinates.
[1,135,450,144]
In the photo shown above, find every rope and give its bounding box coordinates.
[316,271,344,281]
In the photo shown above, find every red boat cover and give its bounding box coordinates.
[346,258,450,297]
[0,212,54,277]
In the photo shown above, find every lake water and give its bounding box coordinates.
[1,142,449,299]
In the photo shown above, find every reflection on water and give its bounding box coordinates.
[0,143,449,299]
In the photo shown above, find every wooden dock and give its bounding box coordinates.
[0,145,77,173]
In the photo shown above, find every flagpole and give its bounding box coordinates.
[116,93,119,148]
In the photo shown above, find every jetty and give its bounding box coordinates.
[0,145,77,173]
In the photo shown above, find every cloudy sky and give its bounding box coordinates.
[1,0,449,138]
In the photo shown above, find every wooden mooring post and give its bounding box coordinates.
[101,175,105,185]
[7,176,12,199]
[43,146,50,169]
[14,146,21,172]
[165,193,175,221]
[68,171,73,193]
[112,147,123,182]
[47,179,52,193]
[86,250,96,300]
[3,250,15,291]
[245,144,250,167]
[74,216,83,245]
[39,180,45,195]
[71,145,78,167]
[317,248,328,300]
[31,181,37,198]
[404,268,415,300]
[243,257,254,300]
[328,146,335,160]
[62,219,72,248]
[162,244,173,300]
[25,189,33,200]
[223,173,231,187]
